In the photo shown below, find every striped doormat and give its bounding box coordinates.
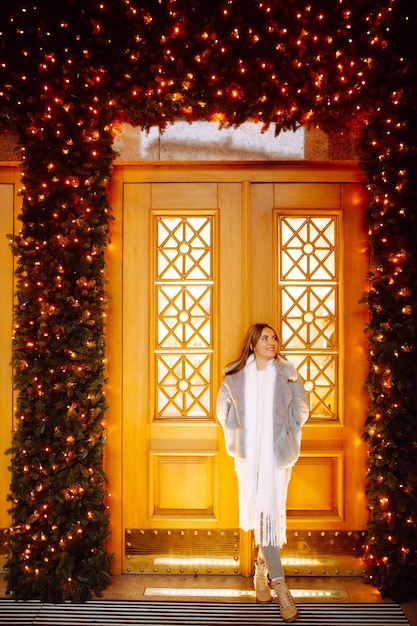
[0,599,410,626]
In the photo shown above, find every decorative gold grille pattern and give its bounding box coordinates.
[155,216,213,419]
[278,216,338,420]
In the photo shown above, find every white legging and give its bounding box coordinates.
[259,544,284,580]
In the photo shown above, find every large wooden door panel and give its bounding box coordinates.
[112,164,369,575]
[266,181,367,530]
[122,181,243,541]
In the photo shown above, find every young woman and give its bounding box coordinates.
[216,323,309,623]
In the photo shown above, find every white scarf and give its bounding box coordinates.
[235,355,289,547]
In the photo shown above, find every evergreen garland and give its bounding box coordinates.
[359,0,417,602]
[6,106,114,602]
[0,0,415,603]
[1,1,117,602]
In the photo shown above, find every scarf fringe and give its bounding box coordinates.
[254,512,287,548]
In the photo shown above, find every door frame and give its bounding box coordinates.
[105,161,369,574]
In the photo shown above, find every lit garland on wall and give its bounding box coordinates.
[6,106,115,603]
[358,0,417,602]
[0,0,415,603]
[0,1,119,602]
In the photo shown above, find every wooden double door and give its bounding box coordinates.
[104,162,369,576]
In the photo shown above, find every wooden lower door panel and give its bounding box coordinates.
[149,451,219,519]
[287,453,343,522]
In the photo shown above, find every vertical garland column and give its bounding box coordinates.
[361,113,417,601]
[358,0,417,602]
[359,2,417,597]
[6,78,114,602]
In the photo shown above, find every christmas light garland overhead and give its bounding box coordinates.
[0,0,416,604]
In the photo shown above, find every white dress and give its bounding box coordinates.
[234,357,291,547]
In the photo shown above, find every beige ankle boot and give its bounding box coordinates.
[272,577,299,622]
[253,560,272,604]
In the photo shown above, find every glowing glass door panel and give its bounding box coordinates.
[155,215,213,419]
[278,214,339,421]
